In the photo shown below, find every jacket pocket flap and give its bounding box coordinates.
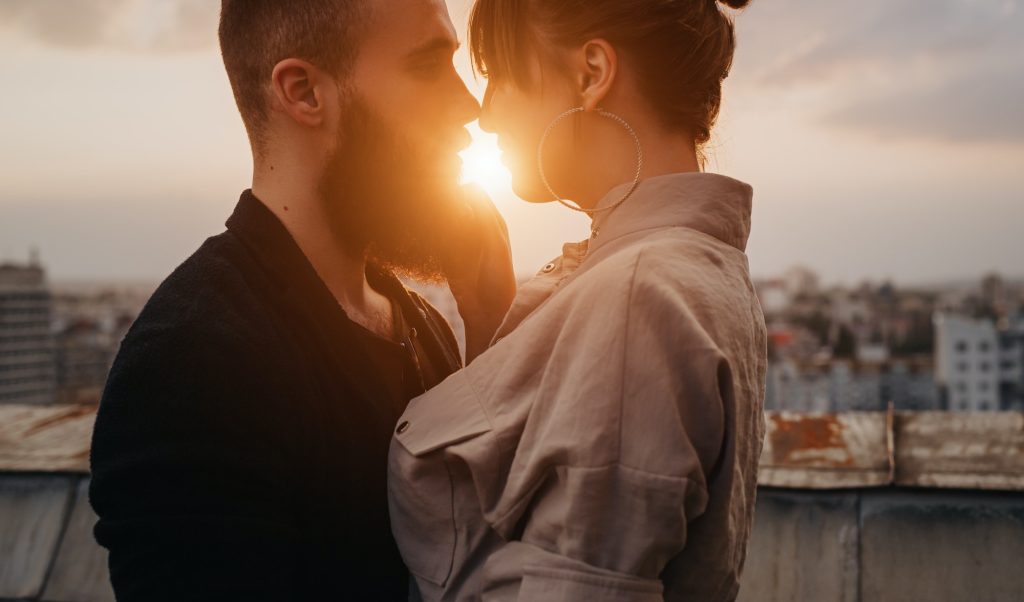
[395,370,492,456]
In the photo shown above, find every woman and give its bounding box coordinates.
[388,0,765,600]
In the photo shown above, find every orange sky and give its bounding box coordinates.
[0,0,1022,284]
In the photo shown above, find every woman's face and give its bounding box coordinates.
[478,53,582,204]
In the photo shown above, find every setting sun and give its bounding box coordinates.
[459,127,513,196]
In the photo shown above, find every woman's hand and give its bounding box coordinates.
[443,185,516,362]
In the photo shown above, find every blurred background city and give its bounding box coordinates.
[5,258,1024,414]
[0,1,1022,601]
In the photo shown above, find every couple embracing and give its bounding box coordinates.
[89,0,766,600]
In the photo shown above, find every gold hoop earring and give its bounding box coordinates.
[536,106,643,215]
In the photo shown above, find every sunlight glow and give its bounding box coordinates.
[459,127,513,197]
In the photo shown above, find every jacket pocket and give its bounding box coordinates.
[388,371,492,587]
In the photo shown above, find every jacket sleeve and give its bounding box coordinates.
[479,271,727,601]
[89,322,303,602]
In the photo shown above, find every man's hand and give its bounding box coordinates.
[443,186,516,362]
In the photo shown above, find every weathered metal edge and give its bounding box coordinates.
[1,405,1023,491]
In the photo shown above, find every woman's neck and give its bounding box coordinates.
[575,125,701,212]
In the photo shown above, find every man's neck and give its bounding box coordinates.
[251,176,395,339]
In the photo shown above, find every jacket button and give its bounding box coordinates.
[541,262,556,273]
[396,421,410,434]
[409,327,417,339]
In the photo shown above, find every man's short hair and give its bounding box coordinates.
[218,0,369,152]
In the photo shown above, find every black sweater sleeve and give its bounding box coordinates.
[89,314,303,602]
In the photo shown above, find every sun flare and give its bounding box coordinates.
[459,129,513,196]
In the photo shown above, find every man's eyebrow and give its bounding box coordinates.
[406,37,460,58]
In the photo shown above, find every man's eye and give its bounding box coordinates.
[415,59,444,73]
[410,54,452,77]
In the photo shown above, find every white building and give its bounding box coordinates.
[934,312,1023,411]
[755,280,790,317]
[0,258,56,404]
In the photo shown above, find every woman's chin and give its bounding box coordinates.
[509,175,555,204]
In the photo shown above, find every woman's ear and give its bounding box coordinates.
[577,39,617,112]
[270,58,326,128]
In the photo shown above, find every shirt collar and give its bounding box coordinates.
[588,172,754,255]
[225,189,316,298]
[223,189,425,337]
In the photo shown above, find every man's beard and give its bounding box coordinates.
[318,92,468,283]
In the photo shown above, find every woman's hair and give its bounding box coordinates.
[469,0,750,150]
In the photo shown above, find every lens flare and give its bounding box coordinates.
[459,128,512,196]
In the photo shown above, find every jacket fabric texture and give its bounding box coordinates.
[388,172,768,602]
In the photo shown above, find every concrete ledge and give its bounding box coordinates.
[3,405,1022,491]
[0,405,94,472]
[760,410,1024,490]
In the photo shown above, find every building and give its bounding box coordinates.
[997,317,1024,410]
[50,282,150,405]
[934,312,1024,411]
[0,257,57,405]
[765,356,938,412]
[54,316,133,404]
[883,358,940,411]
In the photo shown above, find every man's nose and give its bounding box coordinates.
[478,85,495,134]
[453,76,481,126]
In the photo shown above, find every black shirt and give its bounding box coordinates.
[356,296,450,417]
[89,190,462,601]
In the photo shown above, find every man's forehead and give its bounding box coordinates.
[366,0,459,51]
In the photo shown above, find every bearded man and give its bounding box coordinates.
[88,1,515,600]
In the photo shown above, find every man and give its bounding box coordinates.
[88,0,515,600]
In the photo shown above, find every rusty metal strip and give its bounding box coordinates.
[892,411,1024,491]
[759,411,892,489]
[760,410,1024,491]
[2,404,1023,491]
[0,404,95,473]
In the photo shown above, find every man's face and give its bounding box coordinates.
[319,0,479,281]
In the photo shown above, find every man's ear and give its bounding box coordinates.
[576,39,617,112]
[270,58,327,128]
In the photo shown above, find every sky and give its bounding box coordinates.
[0,0,1021,285]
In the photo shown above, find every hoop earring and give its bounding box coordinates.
[536,106,643,215]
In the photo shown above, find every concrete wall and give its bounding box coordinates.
[0,474,112,602]
[739,488,1024,602]
[2,473,1022,601]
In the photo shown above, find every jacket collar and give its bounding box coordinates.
[588,172,754,255]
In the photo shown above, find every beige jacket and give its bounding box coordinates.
[388,172,767,601]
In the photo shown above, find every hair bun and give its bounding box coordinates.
[718,0,751,8]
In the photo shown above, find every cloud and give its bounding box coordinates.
[737,0,1020,83]
[0,0,219,53]
[824,64,1024,144]
[0,0,130,48]
[731,0,1024,144]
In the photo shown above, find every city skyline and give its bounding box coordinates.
[1,0,1022,284]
